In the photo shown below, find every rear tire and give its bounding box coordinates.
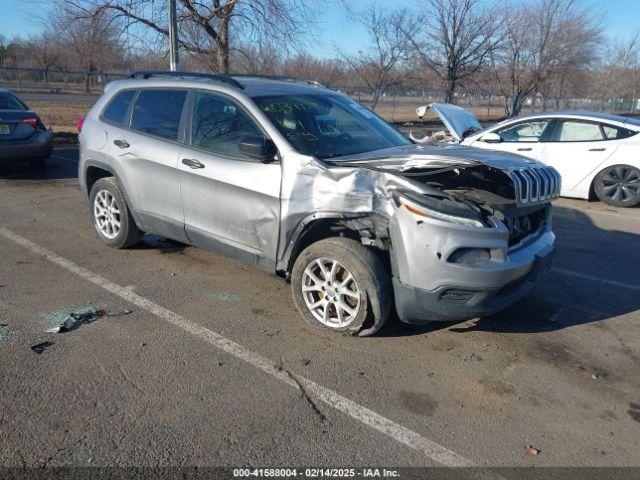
[291,237,391,337]
[594,165,640,208]
[89,177,141,248]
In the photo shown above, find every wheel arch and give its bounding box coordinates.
[85,162,115,199]
[278,213,391,279]
[84,160,144,229]
[588,171,599,201]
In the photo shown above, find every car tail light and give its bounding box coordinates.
[20,117,38,128]
[77,116,84,133]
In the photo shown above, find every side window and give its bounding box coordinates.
[554,121,603,142]
[602,124,636,140]
[190,91,262,158]
[498,120,550,142]
[130,89,187,141]
[102,90,136,125]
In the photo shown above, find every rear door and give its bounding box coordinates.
[106,88,188,241]
[540,119,618,192]
[178,90,281,270]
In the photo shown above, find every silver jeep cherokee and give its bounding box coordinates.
[79,71,559,337]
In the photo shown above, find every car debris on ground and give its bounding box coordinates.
[44,306,132,333]
[525,445,541,456]
[0,323,9,342]
[210,291,239,302]
[30,341,55,354]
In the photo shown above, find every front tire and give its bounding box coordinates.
[594,165,640,207]
[291,237,391,337]
[89,177,141,248]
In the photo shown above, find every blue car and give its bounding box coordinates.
[0,89,54,168]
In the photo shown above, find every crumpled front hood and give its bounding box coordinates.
[329,143,542,172]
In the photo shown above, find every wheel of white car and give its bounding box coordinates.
[89,177,142,248]
[291,237,391,337]
[594,165,640,208]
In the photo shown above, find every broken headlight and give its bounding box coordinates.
[395,192,485,228]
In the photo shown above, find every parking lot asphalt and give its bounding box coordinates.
[1,148,639,471]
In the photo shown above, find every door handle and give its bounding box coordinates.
[589,148,606,151]
[182,158,205,169]
[113,139,130,149]
[517,147,532,151]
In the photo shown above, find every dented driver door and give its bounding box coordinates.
[178,90,281,271]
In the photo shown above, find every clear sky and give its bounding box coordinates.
[1,0,639,57]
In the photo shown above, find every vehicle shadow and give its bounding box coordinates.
[0,148,78,181]
[381,204,640,337]
[133,235,188,254]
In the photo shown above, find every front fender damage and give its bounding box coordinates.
[276,155,457,275]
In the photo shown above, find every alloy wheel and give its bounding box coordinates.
[93,190,121,239]
[601,166,640,203]
[301,257,361,328]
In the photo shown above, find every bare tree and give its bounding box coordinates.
[58,0,319,73]
[491,0,602,116]
[281,54,346,86]
[0,35,8,66]
[343,6,415,110]
[50,5,125,91]
[231,42,283,75]
[594,34,640,108]
[406,0,504,104]
[21,34,61,83]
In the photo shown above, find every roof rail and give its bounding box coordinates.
[230,74,329,89]
[126,71,244,90]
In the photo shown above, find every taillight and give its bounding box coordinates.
[20,117,38,128]
[77,116,84,133]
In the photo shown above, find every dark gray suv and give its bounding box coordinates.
[79,71,559,337]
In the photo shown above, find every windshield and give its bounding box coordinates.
[252,94,411,159]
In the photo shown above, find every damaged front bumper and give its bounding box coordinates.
[389,204,555,324]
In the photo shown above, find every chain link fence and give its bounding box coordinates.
[2,66,637,126]
[335,86,639,124]
[0,66,126,96]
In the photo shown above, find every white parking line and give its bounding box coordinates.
[552,267,640,293]
[0,227,488,471]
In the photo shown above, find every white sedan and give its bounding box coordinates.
[415,104,640,207]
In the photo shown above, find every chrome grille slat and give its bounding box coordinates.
[506,164,561,206]
[538,168,550,199]
[535,167,546,200]
[529,169,542,202]
[520,170,531,204]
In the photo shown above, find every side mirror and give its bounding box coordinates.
[238,135,277,162]
[479,132,502,143]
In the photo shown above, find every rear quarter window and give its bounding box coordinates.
[130,89,188,141]
[602,124,637,140]
[102,90,136,125]
[0,92,27,110]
